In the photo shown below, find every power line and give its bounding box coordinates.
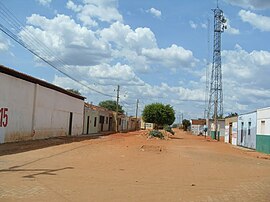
[0,2,115,98]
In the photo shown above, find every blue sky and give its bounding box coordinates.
[0,0,270,121]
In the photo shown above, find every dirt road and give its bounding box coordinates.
[0,129,269,202]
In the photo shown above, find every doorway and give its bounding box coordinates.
[68,112,73,135]
[229,123,232,143]
[109,117,112,131]
[86,116,90,134]
[99,116,104,132]
[241,122,244,143]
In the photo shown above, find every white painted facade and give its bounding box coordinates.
[224,116,238,145]
[0,66,84,143]
[83,107,99,134]
[237,111,257,149]
[256,107,270,154]
[191,125,204,135]
[257,107,270,135]
[98,110,113,132]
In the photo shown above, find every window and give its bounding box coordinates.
[261,120,266,134]
[248,122,251,135]
[94,117,97,127]
[106,117,108,124]
[241,122,244,143]
[99,116,104,124]
[119,118,121,125]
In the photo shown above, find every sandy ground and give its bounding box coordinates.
[0,129,270,202]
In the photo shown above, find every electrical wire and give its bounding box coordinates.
[0,2,115,98]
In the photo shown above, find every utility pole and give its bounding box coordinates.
[115,85,120,132]
[208,2,227,140]
[182,113,184,124]
[135,99,139,130]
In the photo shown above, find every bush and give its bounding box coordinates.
[182,119,191,131]
[149,130,164,139]
[171,124,178,128]
[164,125,175,135]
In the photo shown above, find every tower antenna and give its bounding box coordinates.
[208,5,227,140]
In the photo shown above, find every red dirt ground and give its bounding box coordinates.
[0,129,269,201]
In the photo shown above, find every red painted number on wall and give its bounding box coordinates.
[0,108,8,127]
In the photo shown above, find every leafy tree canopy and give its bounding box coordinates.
[99,100,124,114]
[182,119,191,131]
[66,89,81,96]
[225,112,238,118]
[142,103,175,128]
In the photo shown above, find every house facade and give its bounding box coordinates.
[224,116,238,145]
[128,117,140,131]
[256,107,270,154]
[207,119,225,141]
[237,111,257,149]
[191,119,206,135]
[0,65,85,143]
[83,104,99,134]
[140,118,154,130]
[83,103,114,134]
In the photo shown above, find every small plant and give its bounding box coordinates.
[149,130,164,139]
[182,119,191,131]
[164,125,175,135]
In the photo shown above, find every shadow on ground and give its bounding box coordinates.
[0,133,112,156]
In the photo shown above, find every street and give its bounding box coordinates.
[0,129,269,202]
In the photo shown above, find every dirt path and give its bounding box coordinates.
[0,129,269,202]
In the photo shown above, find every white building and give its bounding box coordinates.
[0,65,85,143]
[237,111,257,149]
[83,103,114,134]
[191,119,206,135]
[256,107,270,154]
[224,116,238,145]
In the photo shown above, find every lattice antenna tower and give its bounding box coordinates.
[208,3,227,137]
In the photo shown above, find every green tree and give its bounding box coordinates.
[225,112,238,118]
[142,103,175,129]
[182,119,191,131]
[99,100,124,114]
[66,89,81,96]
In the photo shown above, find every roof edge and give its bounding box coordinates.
[0,65,85,100]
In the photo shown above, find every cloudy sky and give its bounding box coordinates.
[0,0,270,121]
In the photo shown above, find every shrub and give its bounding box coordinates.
[164,125,175,135]
[149,130,164,139]
[171,124,178,128]
[182,119,191,131]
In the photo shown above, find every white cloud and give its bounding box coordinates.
[225,18,240,35]
[146,8,162,18]
[19,14,111,66]
[66,0,83,12]
[37,0,52,6]
[239,9,270,31]
[220,45,270,113]
[201,23,207,29]
[189,20,198,29]
[222,45,270,82]
[66,0,122,27]
[141,44,199,70]
[88,63,143,84]
[100,21,158,72]
[225,0,270,10]
[100,21,157,51]
[0,34,10,52]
